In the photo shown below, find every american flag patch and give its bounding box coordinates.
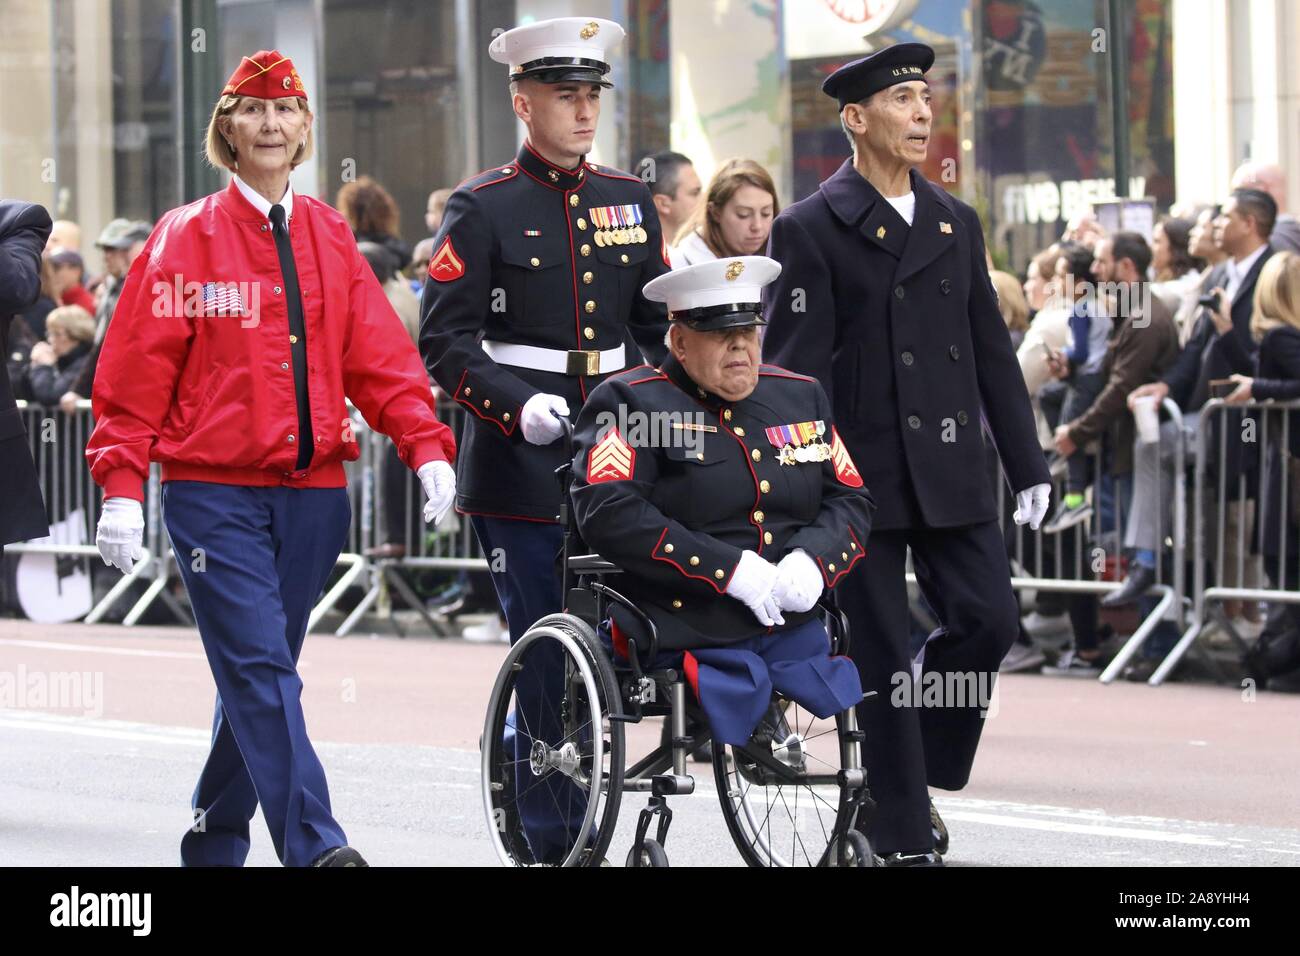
[200,282,246,316]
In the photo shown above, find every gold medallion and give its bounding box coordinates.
[594,230,606,248]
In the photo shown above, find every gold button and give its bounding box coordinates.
[583,327,595,340]
[689,556,700,566]
[664,543,674,554]
[503,412,511,421]
[733,426,745,437]
[851,542,858,550]
[581,244,591,256]
[842,552,849,561]
[753,510,765,523]
[569,195,579,207]
[723,409,732,421]
[760,480,771,493]
[577,217,587,230]
[829,563,836,572]
[483,399,491,409]
[696,452,704,461]
[621,254,629,263]
[764,531,773,545]
[672,600,682,609]
[714,569,725,580]
[289,334,298,344]
[583,271,594,284]
[585,301,596,314]
[752,449,761,461]
[530,257,540,267]
[464,387,472,396]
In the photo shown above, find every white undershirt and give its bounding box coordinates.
[885,191,916,226]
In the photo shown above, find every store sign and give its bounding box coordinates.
[821,0,919,35]
[1001,176,1148,226]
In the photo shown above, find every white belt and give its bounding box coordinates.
[481,340,626,376]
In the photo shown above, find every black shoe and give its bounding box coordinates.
[930,799,949,857]
[310,846,369,867]
[876,850,945,867]
[1101,564,1157,608]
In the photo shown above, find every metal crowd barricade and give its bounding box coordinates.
[332,400,491,637]
[963,397,1189,683]
[1154,398,1300,685]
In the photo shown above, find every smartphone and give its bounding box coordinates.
[1198,291,1222,314]
[1209,378,1235,399]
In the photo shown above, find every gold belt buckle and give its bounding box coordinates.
[566,349,600,376]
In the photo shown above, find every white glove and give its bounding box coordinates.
[95,496,144,574]
[772,549,823,613]
[417,460,457,525]
[724,550,785,627]
[520,393,571,446]
[1013,482,1052,531]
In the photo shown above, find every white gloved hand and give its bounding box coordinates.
[520,393,571,446]
[1013,482,1052,531]
[417,459,457,525]
[724,550,785,627]
[95,496,144,574]
[772,549,824,613]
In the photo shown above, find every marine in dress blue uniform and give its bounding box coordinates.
[571,258,872,747]
[762,44,1051,863]
[419,17,670,862]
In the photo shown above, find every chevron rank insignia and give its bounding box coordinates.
[588,428,635,483]
[428,235,465,282]
[830,427,863,488]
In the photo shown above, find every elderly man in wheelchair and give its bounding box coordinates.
[481,257,877,867]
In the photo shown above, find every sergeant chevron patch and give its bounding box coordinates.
[428,235,465,282]
[588,428,635,483]
[830,427,863,487]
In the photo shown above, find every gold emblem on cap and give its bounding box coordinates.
[725,261,745,281]
[580,21,600,40]
[940,221,953,234]
[282,76,292,90]
[876,226,887,239]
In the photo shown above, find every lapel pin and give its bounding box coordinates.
[939,221,952,234]
[876,226,887,239]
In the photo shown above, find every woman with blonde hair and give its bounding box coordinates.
[25,304,95,407]
[988,269,1030,350]
[671,158,779,267]
[85,49,457,867]
[1221,251,1300,682]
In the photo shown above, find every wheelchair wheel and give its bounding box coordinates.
[826,830,873,867]
[625,838,669,868]
[713,698,861,867]
[481,613,624,866]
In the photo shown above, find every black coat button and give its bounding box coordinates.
[957,410,969,426]
[894,285,905,300]
[901,351,914,367]
[908,415,922,430]
[950,345,960,361]
[940,278,952,294]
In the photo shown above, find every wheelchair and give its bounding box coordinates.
[480,427,877,867]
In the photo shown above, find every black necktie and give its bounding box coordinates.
[268,203,313,471]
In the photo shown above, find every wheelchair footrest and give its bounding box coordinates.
[651,773,694,797]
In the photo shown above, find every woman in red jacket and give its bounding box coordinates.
[85,51,457,868]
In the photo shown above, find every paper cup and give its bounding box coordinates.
[1133,394,1160,444]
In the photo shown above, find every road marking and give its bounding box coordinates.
[0,638,207,661]
[0,709,208,746]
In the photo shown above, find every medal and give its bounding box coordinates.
[594,229,606,247]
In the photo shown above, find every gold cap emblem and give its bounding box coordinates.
[725,260,745,281]
[580,21,599,40]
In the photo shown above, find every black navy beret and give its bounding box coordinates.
[822,42,935,108]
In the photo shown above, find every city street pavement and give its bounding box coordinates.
[2,618,1299,867]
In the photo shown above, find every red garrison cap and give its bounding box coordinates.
[221,50,307,101]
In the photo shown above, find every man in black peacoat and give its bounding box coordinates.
[762,43,1050,864]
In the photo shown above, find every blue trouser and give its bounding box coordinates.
[163,481,350,867]
[471,514,587,862]
[606,618,862,747]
